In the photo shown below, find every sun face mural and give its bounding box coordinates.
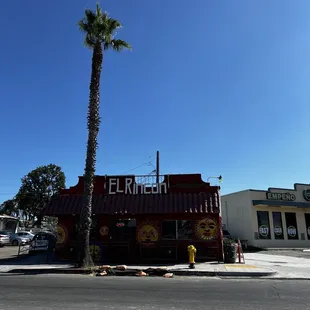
[137,221,159,243]
[195,218,218,240]
[56,225,67,244]
[100,225,109,237]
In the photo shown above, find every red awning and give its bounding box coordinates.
[44,192,220,215]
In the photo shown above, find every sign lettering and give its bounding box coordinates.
[274,226,282,236]
[108,177,168,195]
[304,190,310,201]
[259,225,269,237]
[266,192,296,202]
[287,226,297,237]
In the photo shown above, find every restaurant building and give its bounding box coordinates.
[44,173,223,263]
[221,183,310,248]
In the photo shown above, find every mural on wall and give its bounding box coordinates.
[56,224,68,244]
[137,219,159,242]
[195,218,218,240]
[99,225,109,237]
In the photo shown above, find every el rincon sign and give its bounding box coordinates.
[266,192,296,202]
[108,177,168,195]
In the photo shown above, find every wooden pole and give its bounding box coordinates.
[156,151,160,183]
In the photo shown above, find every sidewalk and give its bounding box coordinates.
[3,250,310,279]
[0,258,277,277]
[243,252,310,280]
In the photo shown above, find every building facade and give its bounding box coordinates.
[44,173,224,263]
[221,183,310,248]
[0,215,19,233]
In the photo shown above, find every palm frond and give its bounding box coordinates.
[96,3,102,17]
[78,20,89,33]
[78,4,131,51]
[85,9,96,25]
[84,35,96,48]
[78,9,96,34]
[111,39,132,51]
[108,18,122,33]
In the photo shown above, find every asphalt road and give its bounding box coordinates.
[0,274,309,310]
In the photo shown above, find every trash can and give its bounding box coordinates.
[223,240,237,263]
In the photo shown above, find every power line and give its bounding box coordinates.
[122,156,154,174]
[0,157,157,197]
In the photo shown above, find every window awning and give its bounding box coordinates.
[44,192,220,216]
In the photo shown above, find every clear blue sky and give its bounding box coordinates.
[1,0,310,204]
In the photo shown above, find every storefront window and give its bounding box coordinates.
[109,219,136,241]
[285,212,298,240]
[305,214,310,240]
[257,211,271,239]
[177,220,193,239]
[162,220,193,240]
[272,212,284,239]
[162,220,177,239]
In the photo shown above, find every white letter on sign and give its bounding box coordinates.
[109,178,117,194]
[124,178,133,194]
[116,178,124,193]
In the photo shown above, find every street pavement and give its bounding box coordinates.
[0,274,309,309]
[0,246,20,259]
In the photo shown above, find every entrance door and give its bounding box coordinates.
[109,218,136,263]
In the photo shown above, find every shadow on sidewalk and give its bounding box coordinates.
[0,252,66,266]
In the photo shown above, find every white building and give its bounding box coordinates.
[0,215,19,233]
[221,183,310,248]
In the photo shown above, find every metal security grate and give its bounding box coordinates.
[134,174,165,184]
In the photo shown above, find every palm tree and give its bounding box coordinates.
[77,4,131,268]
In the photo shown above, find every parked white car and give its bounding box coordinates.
[0,231,10,247]
[9,232,31,246]
[16,231,35,240]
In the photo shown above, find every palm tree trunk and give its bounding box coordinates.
[79,42,103,268]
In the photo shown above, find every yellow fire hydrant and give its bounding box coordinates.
[187,245,197,269]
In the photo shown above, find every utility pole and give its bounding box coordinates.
[156,151,160,183]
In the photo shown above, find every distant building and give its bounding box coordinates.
[221,183,310,248]
[0,215,19,233]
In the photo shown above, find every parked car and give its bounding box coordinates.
[222,229,232,240]
[16,231,35,240]
[0,231,11,247]
[8,232,30,246]
[29,231,56,253]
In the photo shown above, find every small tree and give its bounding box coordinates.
[0,199,19,217]
[16,164,66,225]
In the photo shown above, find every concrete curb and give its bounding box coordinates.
[5,267,278,278]
[171,270,278,277]
[221,276,310,281]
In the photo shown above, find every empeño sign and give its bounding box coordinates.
[108,177,168,195]
[266,192,296,202]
